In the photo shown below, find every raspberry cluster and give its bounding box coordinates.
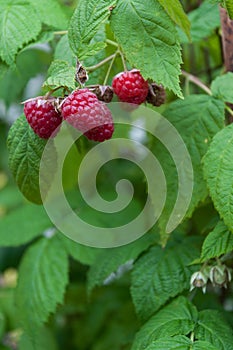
[23,69,165,141]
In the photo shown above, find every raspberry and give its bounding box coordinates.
[112,69,149,105]
[61,89,114,142]
[24,98,62,139]
[146,83,166,107]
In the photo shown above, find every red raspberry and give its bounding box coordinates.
[61,89,114,142]
[112,69,149,105]
[24,98,62,139]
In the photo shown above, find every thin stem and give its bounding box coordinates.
[106,39,119,47]
[119,50,127,71]
[103,52,118,85]
[225,105,233,117]
[181,70,212,95]
[53,30,68,35]
[86,53,117,72]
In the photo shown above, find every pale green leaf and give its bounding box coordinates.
[157,0,190,40]
[201,221,233,261]
[87,232,156,293]
[211,72,233,103]
[43,60,76,90]
[28,0,68,29]
[131,296,198,350]
[0,0,41,64]
[131,236,200,321]
[68,0,115,59]
[110,0,183,97]
[203,124,233,232]
[178,1,220,43]
[0,204,52,247]
[54,35,76,66]
[195,310,233,350]
[155,95,225,242]
[16,235,69,329]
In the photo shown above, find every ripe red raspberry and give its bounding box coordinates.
[61,89,114,142]
[112,69,149,105]
[24,98,62,139]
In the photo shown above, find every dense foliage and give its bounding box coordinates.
[1,0,233,349]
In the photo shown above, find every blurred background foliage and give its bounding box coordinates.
[0,0,231,349]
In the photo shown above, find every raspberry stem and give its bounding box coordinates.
[103,52,118,85]
[86,53,117,72]
[106,39,119,47]
[181,70,212,95]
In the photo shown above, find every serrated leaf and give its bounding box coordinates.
[178,1,220,43]
[43,60,76,90]
[201,221,233,261]
[68,0,115,59]
[8,115,56,204]
[154,95,225,242]
[79,41,107,60]
[203,124,233,232]
[87,232,156,294]
[131,296,198,350]
[211,72,233,103]
[157,0,191,40]
[225,0,233,19]
[131,236,200,321]
[0,0,41,64]
[195,310,233,350]
[147,338,218,350]
[110,0,183,97]
[15,235,69,330]
[145,335,192,350]
[0,204,52,247]
[28,0,68,29]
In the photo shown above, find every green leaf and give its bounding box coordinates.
[60,234,103,266]
[157,0,190,40]
[43,60,76,91]
[131,296,198,350]
[145,335,192,350]
[211,72,233,103]
[131,236,200,321]
[19,326,58,350]
[54,35,76,66]
[225,0,233,19]
[178,1,220,43]
[68,0,115,59]
[140,336,218,350]
[155,95,225,241]
[195,310,233,350]
[7,115,55,204]
[87,232,156,293]
[28,0,68,29]
[0,0,41,65]
[15,235,69,330]
[110,0,183,97]
[193,341,218,350]
[203,124,233,232]
[0,204,52,247]
[201,221,233,261]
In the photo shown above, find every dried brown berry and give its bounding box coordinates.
[146,83,166,107]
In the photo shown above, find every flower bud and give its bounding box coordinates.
[190,271,208,293]
[209,265,232,288]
